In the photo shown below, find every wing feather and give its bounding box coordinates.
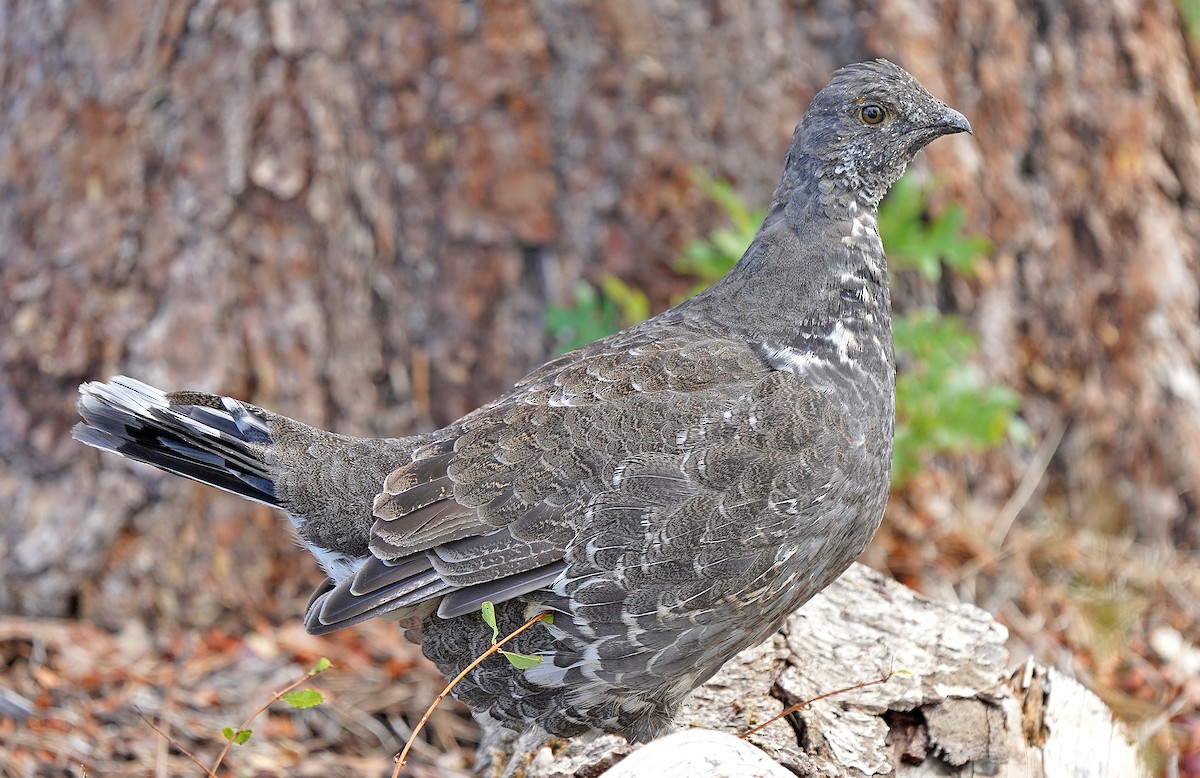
[302,333,782,635]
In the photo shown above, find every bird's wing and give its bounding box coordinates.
[302,328,867,636]
[537,367,880,696]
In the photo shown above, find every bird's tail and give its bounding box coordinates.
[74,376,279,506]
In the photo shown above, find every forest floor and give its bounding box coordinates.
[0,617,478,777]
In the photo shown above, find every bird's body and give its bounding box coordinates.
[75,60,970,742]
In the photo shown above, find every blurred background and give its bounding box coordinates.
[3,0,1200,775]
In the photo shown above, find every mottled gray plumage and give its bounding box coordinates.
[75,60,969,742]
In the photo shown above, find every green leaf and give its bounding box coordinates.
[693,170,752,228]
[891,308,1021,485]
[540,612,554,625]
[879,175,992,282]
[500,651,543,669]
[600,274,650,324]
[672,173,762,288]
[282,689,324,709]
[481,601,499,643]
[1185,0,1200,42]
[545,282,622,353]
[312,657,331,673]
[222,727,252,745]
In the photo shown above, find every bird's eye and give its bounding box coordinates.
[858,104,886,125]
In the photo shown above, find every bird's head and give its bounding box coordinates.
[791,59,971,209]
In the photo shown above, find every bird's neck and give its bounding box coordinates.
[676,168,895,392]
[690,198,891,335]
[772,122,894,219]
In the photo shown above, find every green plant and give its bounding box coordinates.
[543,171,1019,486]
[214,656,331,767]
[141,656,332,777]
[1181,0,1200,48]
[891,310,1020,483]
[546,276,648,353]
[393,608,553,776]
[481,600,549,669]
[545,174,743,353]
[877,175,991,281]
[876,175,1020,483]
[673,172,764,290]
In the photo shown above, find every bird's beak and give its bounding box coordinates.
[939,106,972,136]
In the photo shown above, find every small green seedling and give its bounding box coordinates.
[221,726,252,746]
[482,600,551,669]
[210,656,332,771]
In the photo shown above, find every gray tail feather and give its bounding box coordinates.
[74,376,278,506]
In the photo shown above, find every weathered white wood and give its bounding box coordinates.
[477,563,1147,778]
[775,561,1011,775]
[985,662,1147,778]
[600,730,796,778]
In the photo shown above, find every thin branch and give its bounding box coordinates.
[391,610,552,777]
[156,634,195,778]
[135,707,218,778]
[738,669,896,740]
[988,416,1067,547]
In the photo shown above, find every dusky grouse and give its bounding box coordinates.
[75,60,970,742]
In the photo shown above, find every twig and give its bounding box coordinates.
[988,416,1067,547]
[156,634,195,778]
[738,669,896,740]
[135,707,219,778]
[154,669,173,778]
[209,663,327,775]
[391,610,552,777]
